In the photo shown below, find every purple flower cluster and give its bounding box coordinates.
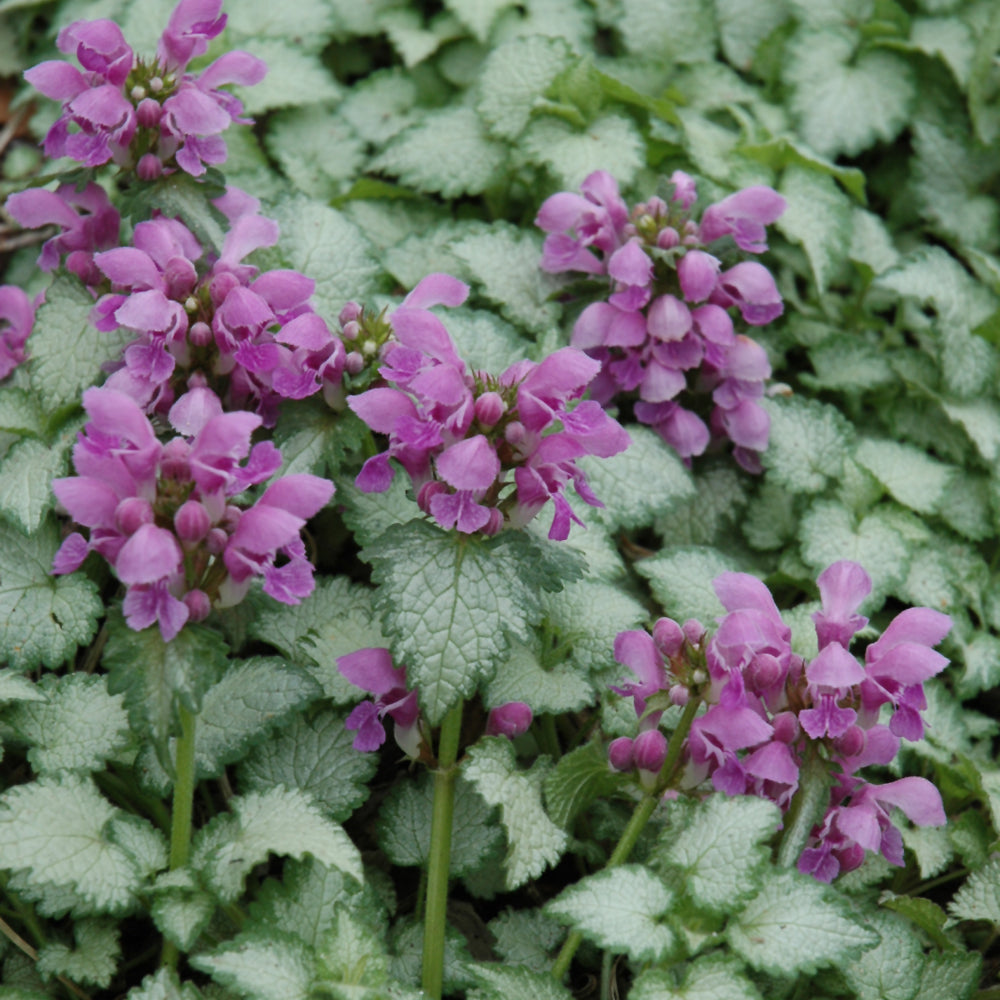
[82,190,345,424]
[611,561,950,881]
[24,0,265,178]
[536,171,785,471]
[347,273,631,540]
[51,385,333,641]
[337,646,532,758]
[0,285,36,379]
[6,182,122,288]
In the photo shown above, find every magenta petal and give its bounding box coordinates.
[835,803,882,853]
[647,295,692,342]
[345,700,387,752]
[713,571,784,622]
[163,85,231,135]
[868,643,948,685]
[348,387,417,434]
[338,647,406,696]
[95,247,163,290]
[677,250,720,302]
[614,630,668,697]
[608,240,652,286]
[51,476,119,527]
[258,474,335,519]
[115,524,182,584]
[436,435,500,491]
[486,701,533,738]
[401,272,469,310]
[870,777,945,827]
[24,60,87,100]
[872,607,952,651]
[807,642,866,689]
[252,269,315,311]
[277,312,331,350]
[229,504,304,554]
[168,386,224,436]
[196,50,268,90]
[52,532,90,575]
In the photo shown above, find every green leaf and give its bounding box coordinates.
[580,425,695,530]
[36,918,120,989]
[390,915,472,995]
[233,40,342,113]
[381,7,462,67]
[337,69,420,146]
[462,737,567,889]
[522,113,645,189]
[727,869,879,976]
[761,396,853,494]
[941,397,1000,463]
[247,857,358,950]
[0,774,144,915]
[635,546,734,623]
[854,438,955,515]
[335,472,423,550]
[948,857,1000,925]
[546,865,675,962]
[103,613,229,770]
[785,28,915,157]
[193,933,315,1000]
[631,954,764,1000]
[661,796,780,913]
[880,892,954,952]
[618,0,716,62]
[373,107,508,198]
[377,773,502,875]
[842,910,923,1000]
[465,962,575,1000]
[955,632,1000,698]
[487,909,566,974]
[237,710,377,822]
[452,223,563,335]
[912,952,981,1000]
[266,108,364,200]
[27,275,129,418]
[189,657,321,779]
[476,35,572,138]
[362,522,573,723]
[715,0,791,72]
[657,463,750,546]
[738,134,866,204]
[316,905,397,997]
[909,17,975,87]
[849,207,901,276]
[196,786,363,902]
[900,824,953,880]
[264,195,382,322]
[5,673,130,776]
[0,517,102,672]
[484,640,594,714]
[444,0,513,41]
[0,387,44,436]
[0,669,45,704]
[798,501,909,607]
[0,428,74,534]
[777,165,853,291]
[543,740,628,829]
[220,0,335,52]
[445,307,534,373]
[803,335,895,392]
[123,968,201,1000]
[149,870,215,952]
[383,219,486,291]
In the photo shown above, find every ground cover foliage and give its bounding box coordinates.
[0,0,1000,998]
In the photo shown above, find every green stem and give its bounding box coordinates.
[421,701,464,1000]
[161,703,198,972]
[552,695,702,983]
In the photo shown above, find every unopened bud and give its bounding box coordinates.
[205,527,228,555]
[183,588,211,623]
[340,320,360,341]
[183,296,199,313]
[669,684,689,707]
[486,702,532,738]
[652,617,684,658]
[175,500,211,544]
[772,711,800,745]
[345,351,365,374]
[834,725,865,759]
[481,507,504,536]
[474,391,505,428]
[136,153,163,181]
[115,497,154,536]
[608,736,635,772]
[633,728,668,773]
[339,301,363,326]
[416,480,450,515]
[189,321,212,346]
[136,97,161,128]
[682,619,705,645]
[657,227,680,249]
[747,653,782,692]
[149,76,164,93]
[505,420,526,446]
[130,85,146,101]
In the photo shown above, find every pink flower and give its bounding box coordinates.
[0,286,35,379]
[698,186,787,253]
[338,648,422,757]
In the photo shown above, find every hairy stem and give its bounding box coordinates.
[161,703,198,972]
[421,700,464,1000]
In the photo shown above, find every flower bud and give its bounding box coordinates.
[417,480,450,515]
[209,271,240,306]
[833,725,865,759]
[486,702,533,738]
[340,320,360,341]
[149,76,164,93]
[136,153,163,181]
[183,588,211,623]
[747,652,782,692]
[481,507,504,536]
[130,85,146,101]
[175,500,211,544]
[608,736,635,772]
[669,683,689,707]
[205,527,228,555]
[633,728,668,773]
[115,497,154,536]
[160,438,190,480]
[657,227,679,249]
[646,196,667,218]
[339,302,363,327]
[136,98,161,128]
[505,420,526,446]
[652,617,684,658]
[188,321,212,347]
[221,505,242,531]
[682,619,706,646]
[345,351,365,374]
[475,391,505,428]
[772,711,800,745]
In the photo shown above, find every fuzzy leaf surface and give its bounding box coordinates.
[631,954,764,1000]
[761,396,854,494]
[546,865,675,962]
[462,737,567,889]
[193,933,314,1000]
[728,869,879,976]
[466,963,576,1000]
[363,521,577,724]
[661,796,780,913]
[0,518,102,671]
